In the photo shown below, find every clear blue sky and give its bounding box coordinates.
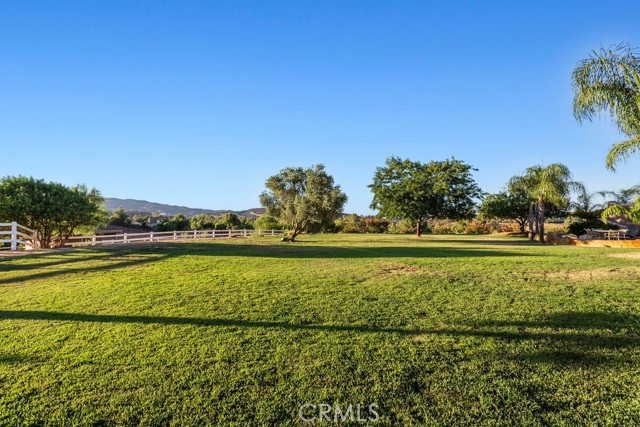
[2,1,639,213]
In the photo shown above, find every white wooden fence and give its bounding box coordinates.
[0,222,37,251]
[64,229,283,247]
[0,222,283,251]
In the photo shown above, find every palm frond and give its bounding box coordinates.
[605,137,640,171]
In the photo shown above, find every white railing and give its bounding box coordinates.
[63,228,283,247]
[0,222,37,251]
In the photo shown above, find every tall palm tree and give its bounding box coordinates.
[573,43,640,170]
[509,164,578,242]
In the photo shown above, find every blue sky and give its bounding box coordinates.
[1,1,639,213]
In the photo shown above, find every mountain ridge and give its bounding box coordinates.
[104,198,265,218]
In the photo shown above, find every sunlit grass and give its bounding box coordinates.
[1,234,639,425]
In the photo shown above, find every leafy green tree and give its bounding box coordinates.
[157,213,190,231]
[260,164,347,241]
[215,213,242,230]
[509,164,578,242]
[478,190,530,233]
[189,214,217,230]
[254,214,284,230]
[573,43,640,170]
[109,207,131,227]
[369,157,481,237]
[0,176,105,248]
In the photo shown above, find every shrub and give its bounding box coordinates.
[429,219,458,234]
[337,214,363,233]
[389,219,422,234]
[362,216,390,233]
[462,219,492,234]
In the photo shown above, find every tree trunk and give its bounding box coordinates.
[290,229,300,241]
[528,203,535,240]
[538,199,545,243]
[416,218,422,237]
[518,220,526,233]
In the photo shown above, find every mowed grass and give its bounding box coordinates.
[1,234,640,426]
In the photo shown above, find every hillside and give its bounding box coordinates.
[104,198,265,218]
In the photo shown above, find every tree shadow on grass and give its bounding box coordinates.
[0,352,43,364]
[146,242,539,260]
[0,252,170,285]
[0,310,636,367]
[0,242,537,285]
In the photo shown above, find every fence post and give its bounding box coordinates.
[173,231,177,240]
[124,233,128,244]
[10,222,17,251]
[92,235,96,246]
[150,231,154,242]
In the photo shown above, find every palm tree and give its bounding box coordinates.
[571,184,605,224]
[600,186,640,224]
[509,164,578,243]
[573,43,640,170]
[597,184,640,205]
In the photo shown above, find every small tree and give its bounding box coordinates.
[0,176,105,248]
[157,213,190,231]
[254,214,284,231]
[478,190,530,233]
[109,207,132,227]
[369,157,482,237]
[259,164,347,241]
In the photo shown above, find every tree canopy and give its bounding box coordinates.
[573,43,640,170]
[478,190,530,233]
[369,157,482,237]
[0,176,105,248]
[259,164,347,241]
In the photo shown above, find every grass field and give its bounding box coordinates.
[1,234,639,426]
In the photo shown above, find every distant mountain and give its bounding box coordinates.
[104,198,265,218]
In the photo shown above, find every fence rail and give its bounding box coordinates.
[64,228,283,247]
[0,222,37,251]
[0,222,283,251]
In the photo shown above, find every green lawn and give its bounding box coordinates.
[1,234,639,426]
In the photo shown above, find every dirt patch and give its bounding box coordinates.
[543,267,640,281]
[609,253,640,260]
[377,263,429,277]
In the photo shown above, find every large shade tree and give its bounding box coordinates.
[369,157,481,237]
[0,176,106,248]
[260,164,347,241]
[573,43,640,170]
[509,164,578,242]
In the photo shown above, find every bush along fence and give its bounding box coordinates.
[0,222,283,251]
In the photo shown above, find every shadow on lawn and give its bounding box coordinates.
[0,242,536,285]
[0,251,170,285]
[1,310,637,366]
[140,242,538,259]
